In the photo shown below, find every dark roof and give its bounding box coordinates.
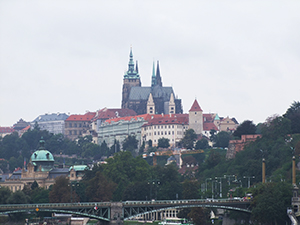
[129,86,174,102]
[32,113,69,123]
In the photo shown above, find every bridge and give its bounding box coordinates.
[0,199,251,224]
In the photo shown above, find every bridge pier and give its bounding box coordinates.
[110,202,123,225]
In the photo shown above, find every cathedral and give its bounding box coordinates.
[121,49,183,115]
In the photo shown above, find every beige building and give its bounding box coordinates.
[0,139,87,192]
[141,114,189,148]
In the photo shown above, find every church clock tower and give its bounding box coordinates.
[122,48,141,109]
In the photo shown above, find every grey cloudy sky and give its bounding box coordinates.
[1,1,299,127]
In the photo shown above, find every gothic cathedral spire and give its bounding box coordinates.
[156,61,162,87]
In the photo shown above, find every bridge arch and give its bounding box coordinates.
[124,204,251,220]
[0,208,110,221]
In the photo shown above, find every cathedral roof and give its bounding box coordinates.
[129,86,174,102]
[30,138,54,162]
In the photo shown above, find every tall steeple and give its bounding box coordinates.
[151,61,156,87]
[156,61,162,86]
[128,47,135,73]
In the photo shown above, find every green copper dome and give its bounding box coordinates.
[31,150,54,162]
[30,137,54,171]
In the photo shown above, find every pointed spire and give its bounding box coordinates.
[189,99,203,112]
[128,47,135,72]
[135,60,139,73]
[156,60,162,86]
[151,61,156,87]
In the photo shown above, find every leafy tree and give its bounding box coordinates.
[49,176,72,203]
[103,151,151,200]
[123,181,149,200]
[213,131,231,148]
[0,187,12,204]
[261,116,291,140]
[195,138,210,150]
[85,171,116,201]
[6,190,30,204]
[188,207,210,225]
[284,101,300,134]
[158,137,170,148]
[233,120,257,138]
[31,188,49,203]
[100,141,110,156]
[31,180,39,190]
[251,182,292,225]
[182,179,200,199]
[122,135,138,155]
[181,129,197,149]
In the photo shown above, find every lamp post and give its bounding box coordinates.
[215,176,226,198]
[243,176,255,188]
[148,178,160,200]
[205,178,212,192]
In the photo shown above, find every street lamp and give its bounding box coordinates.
[215,176,226,198]
[205,178,212,192]
[243,176,255,188]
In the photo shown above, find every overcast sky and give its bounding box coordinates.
[0,1,299,127]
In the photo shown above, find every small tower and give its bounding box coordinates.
[122,48,141,109]
[151,61,156,87]
[214,114,221,130]
[169,93,175,115]
[147,93,155,114]
[188,99,203,135]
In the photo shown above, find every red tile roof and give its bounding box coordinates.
[93,108,137,121]
[105,114,151,124]
[189,99,202,112]
[143,114,189,126]
[0,127,14,133]
[203,122,218,131]
[66,112,96,121]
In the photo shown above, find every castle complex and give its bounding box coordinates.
[121,49,183,115]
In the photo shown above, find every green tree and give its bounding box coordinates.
[181,129,197,149]
[195,139,210,150]
[233,120,257,139]
[122,135,138,156]
[7,190,30,204]
[31,188,49,203]
[284,101,300,134]
[214,131,231,148]
[251,182,292,225]
[85,171,116,201]
[182,179,200,199]
[123,181,149,200]
[0,187,12,204]
[49,176,71,203]
[188,207,210,225]
[103,151,151,200]
[158,137,170,148]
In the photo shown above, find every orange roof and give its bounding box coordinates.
[92,108,137,121]
[105,114,151,124]
[66,112,96,121]
[143,114,189,126]
[189,99,202,112]
[0,127,14,133]
[203,122,218,131]
[22,125,31,131]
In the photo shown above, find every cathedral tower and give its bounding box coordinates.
[122,48,141,109]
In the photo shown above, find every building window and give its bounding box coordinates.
[74,130,77,135]
[158,131,160,135]
[74,123,77,127]
[69,131,72,135]
[154,132,156,135]
[69,123,72,128]
[79,123,82,127]
[172,131,174,135]
[169,131,170,135]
